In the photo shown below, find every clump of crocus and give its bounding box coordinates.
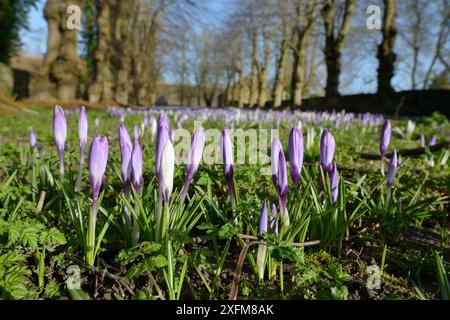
[181,127,205,203]
[53,105,67,178]
[87,136,108,266]
[379,120,391,175]
[319,128,335,174]
[330,164,339,205]
[289,126,304,187]
[256,200,268,281]
[222,129,236,211]
[386,150,397,206]
[76,106,88,192]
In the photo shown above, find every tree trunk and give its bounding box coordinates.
[44,0,85,101]
[273,36,289,108]
[322,0,356,97]
[249,33,259,108]
[377,0,397,96]
[257,33,270,108]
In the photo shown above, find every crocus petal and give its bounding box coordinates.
[221,129,234,180]
[386,150,398,187]
[131,139,143,194]
[187,127,205,178]
[258,200,268,234]
[78,106,88,151]
[160,139,174,203]
[89,136,109,199]
[289,127,304,187]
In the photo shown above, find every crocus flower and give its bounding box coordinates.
[258,200,268,234]
[53,105,67,176]
[95,117,100,130]
[271,138,282,188]
[429,135,436,146]
[289,127,304,187]
[121,143,132,196]
[119,122,132,151]
[78,106,88,154]
[160,139,174,204]
[87,136,108,266]
[89,136,109,205]
[386,150,397,188]
[380,120,391,174]
[29,129,37,150]
[134,124,140,141]
[330,164,339,205]
[221,129,234,182]
[155,116,170,181]
[277,149,290,230]
[319,129,335,174]
[131,139,143,195]
[181,127,205,201]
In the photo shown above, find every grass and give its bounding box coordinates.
[0,105,448,300]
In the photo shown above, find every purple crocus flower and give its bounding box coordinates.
[277,149,290,230]
[319,129,335,174]
[289,127,304,187]
[221,129,234,182]
[258,200,268,234]
[380,120,391,174]
[271,138,282,188]
[386,150,398,187]
[155,116,170,181]
[53,105,67,177]
[89,136,109,207]
[79,106,88,155]
[429,135,437,146]
[131,139,143,196]
[119,122,132,151]
[121,143,132,196]
[134,124,140,141]
[160,139,174,204]
[29,129,37,150]
[330,164,339,205]
[181,127,205,202]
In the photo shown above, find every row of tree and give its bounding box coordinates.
[1,0,449,107]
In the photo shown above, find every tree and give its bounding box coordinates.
[321,0,356,97]
[0,0,37,64]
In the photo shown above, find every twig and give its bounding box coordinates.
[361,141,449,159]
[229,228,371,300]
[65,254,135,297]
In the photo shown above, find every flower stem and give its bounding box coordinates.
[86,197,98,266]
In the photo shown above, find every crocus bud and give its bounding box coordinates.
[29,129,37,150]
[95,117,100,129]
[386,150,397,187]
[53,105,67,157]
[270,204,279,235]
[271,138,282,188]
[277,149,288,201]
[330,164,339,205]
[160,139,174,204]
[89,136,109,202]
[289,127,304,187]
[78,106,88,153]
[429,135,436,146]
[221,129,234,181]
[120,143,132,194]
[380,120,391,173]
[258,200,268,234]
[118,123,132,151]
[131,139,143,195]
[155,125,170,180]
[186,127,205,180]
[149,117,157,141]
[319,129,335,173]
